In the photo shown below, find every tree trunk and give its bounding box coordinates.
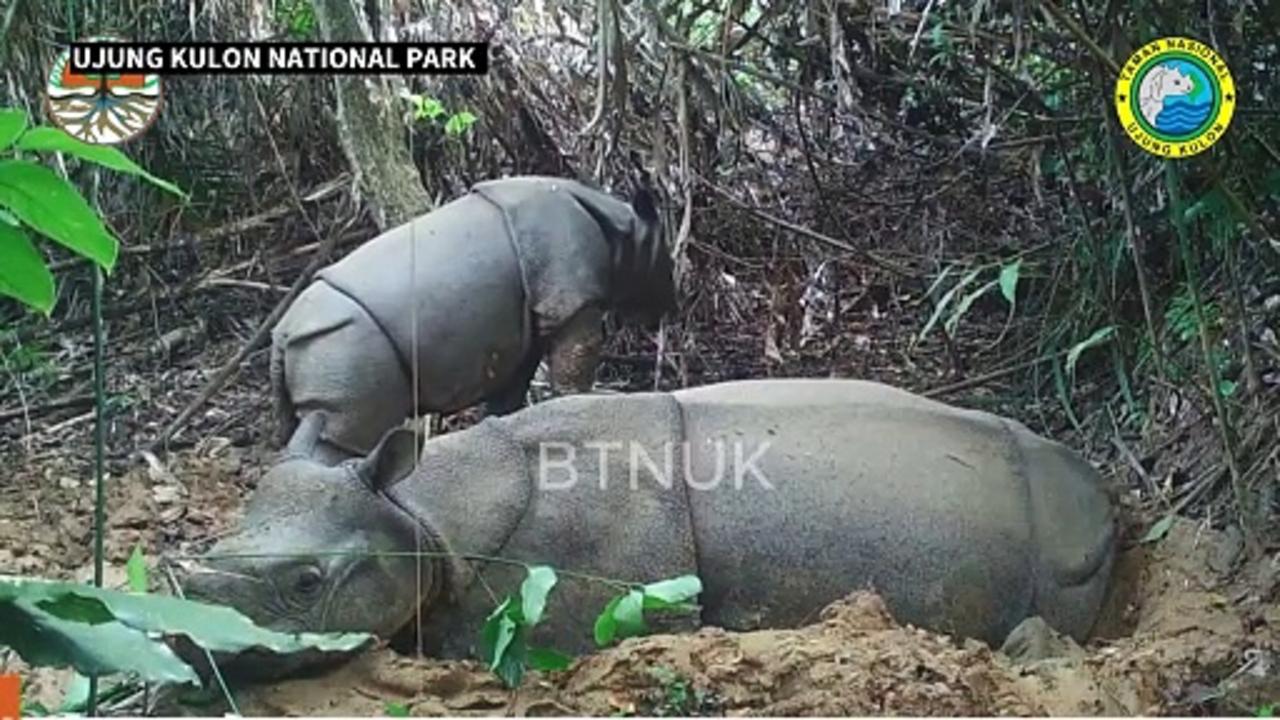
[310,0,431,231]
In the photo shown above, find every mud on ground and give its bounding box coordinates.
[3,439,1277,717]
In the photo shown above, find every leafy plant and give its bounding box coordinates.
[480,565,572,687]
[0,575,372,686]
[400,92,479,138]
[594,576,702,647]
[917,259,1022,344]
[479,566,702,688]
[444,111,478,137]
[274,0,316,39]
[385,701,411,717]
[0,107,184,315]
[1257,703,1275,718]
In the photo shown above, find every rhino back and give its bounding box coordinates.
[316,193,528,412]
[672,379,1042,646]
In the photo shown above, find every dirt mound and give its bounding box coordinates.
[229,518,1278,717]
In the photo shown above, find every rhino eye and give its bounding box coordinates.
[293,566,324,596]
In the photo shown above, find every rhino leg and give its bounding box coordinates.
[544,304,604,395]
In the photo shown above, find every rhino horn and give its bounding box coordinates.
[285,411,328,458]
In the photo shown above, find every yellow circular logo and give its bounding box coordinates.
[43,35,164,145]
[1114,36,1235,159]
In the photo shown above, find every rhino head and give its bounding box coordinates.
[179,414,439,639]
[610,185,678,328]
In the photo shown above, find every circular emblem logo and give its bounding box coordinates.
[1115,37,1235,158]
[44,35,163,145]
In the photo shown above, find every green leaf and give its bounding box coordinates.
[385,702,411,717]
[0,160,118,271]
[594,595,621,647]
[15,128,186,198]
[0,595,199,684]
[481,597,517,663]
[0,109,28,151]
[642,575,702,606]
[0,223,55,314]
[520,565,557,627]
[1141,514,1175,544]
[0,575,373,684]
[490,615,518,671]
[612,590,647,640]
[999,259,1022,306]
[444,111,477,136]
[126,545,148,593]
[1256,704,1275,718]
[526,646,573,672]
[418,96,445,120]
[493,640,525,688]
[1066,325,1116,377]
[1217,379,1238,398]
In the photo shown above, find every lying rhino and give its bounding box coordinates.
[182,379,1116,661]
[271,175,675,463]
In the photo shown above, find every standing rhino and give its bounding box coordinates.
[182,379,1117,662]
[271,175,675,463]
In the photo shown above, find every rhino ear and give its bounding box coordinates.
[631,186,659,225]
[357,426,422,490]
[285,412,327,458]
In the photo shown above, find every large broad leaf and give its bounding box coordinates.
[0,576,373,685]
[0,160,118,271]
[0,109,27,151]
[0,596,200,685]
[0,223,55,314]
[15,128,186,198]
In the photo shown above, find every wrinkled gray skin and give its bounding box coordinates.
[182,379,1116,665]
[270,175,676,463]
